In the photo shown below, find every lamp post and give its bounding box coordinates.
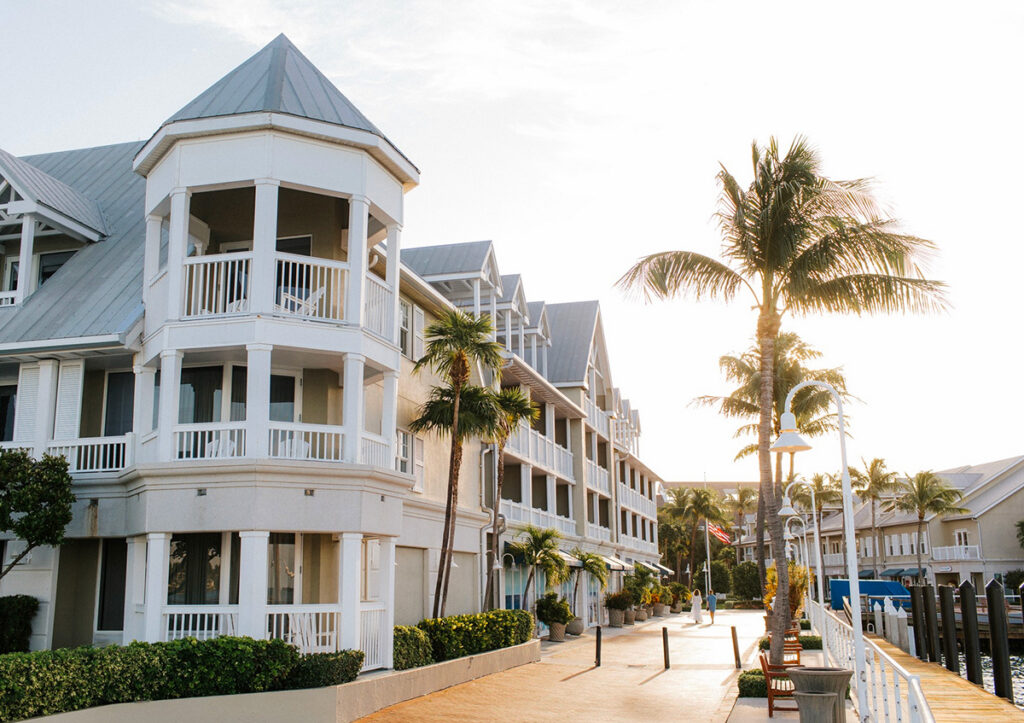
[779,478,828,654]
[785,517,811,624]
[771,380,867,721]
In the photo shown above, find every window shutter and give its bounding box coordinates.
[413,306,425,361]
[901,533,909,555]
[413,436,425,492]
[53,360,84,440]
[13,364,39,442]
[920,531,928,553]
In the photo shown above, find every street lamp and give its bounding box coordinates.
[785,516,811,622]
[770,381,868,721]
[780,479,828,625]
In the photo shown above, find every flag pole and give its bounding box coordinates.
[704,516,712,594]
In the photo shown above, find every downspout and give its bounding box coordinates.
[480,445,492,610]
[975,517,985,584]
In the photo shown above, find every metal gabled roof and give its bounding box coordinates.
[401,240,496,278]
[0,142,145,346]
[545,300,600,385]
[0,147,107,236]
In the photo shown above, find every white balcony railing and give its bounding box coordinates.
[823,552,845,567]
[162,605,238,641]
[505,423,574,480]
[585,459,610,495]
[586,522,612,542]
[361,433,391,468]
[359,602,388,671]
[48,435,132,473]
[266,605,342,654]
[931,544,980,561]
[268,423,344,461]
[274,252,347,321]
[617,483,655,516]
[0,291,16,307]
[174,423,246,459]
[183,252,252,318]
[612,418,636,453]
[620,534,658,555]
[500,499,576,536]
[364,273,394,340]
[584,396,610,438]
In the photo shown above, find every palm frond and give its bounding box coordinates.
[616,251,752,304]
[408,384,501,441]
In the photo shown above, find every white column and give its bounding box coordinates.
[132,359,155,435]
[238,530,270,639]
[165,190,189,321]
[503,310,512,351]
[544,403,555,438]
[530,335,538,368]
[338,532,363,650]
[143,215,162,305]
[518,318,525,357]
[546,474,556,514]
[386,224,402,345]
[34,359,59,458]
[15,214,35,304]
[541,343,548,377]
[122,535,147,643]
[521,463,533,509]
[380,537,396,668]
[246,343,273,458]
[381,370,399,466]
[489,291,497,340]
[343,353,365,463]
[472,279,481,318]
[143,532,170,643]
[156,350,182,461]
[251,180,279,315]
[345,195,370,326]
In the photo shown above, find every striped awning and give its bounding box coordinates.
[602,555,635,572]
[556,550,583,568]
[654,562,674,576]
[880,568,905,577]
[901,568,926,577]
[634,561,659,574]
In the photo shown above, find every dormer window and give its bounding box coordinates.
[5,249,76,293]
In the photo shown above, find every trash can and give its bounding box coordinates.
[787,666,853,723]
[794,691,838,723]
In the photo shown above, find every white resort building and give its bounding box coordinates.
[0,35,665,663]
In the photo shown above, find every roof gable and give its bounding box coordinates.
[0,147,107,236]
[545,301,600,384]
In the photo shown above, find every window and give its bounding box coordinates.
[920,531,928,554]
[167,533,222,605]
[38,251,75,285]
[96,539,127,631]
[270,375,297,422]
[399,301,412,357]
[178,366,224,424]
[396,430,411,474]
[103,372,134,436]
[0,385,15,442]
[955,529,969,547]
[230,366,247,421]
[267,533,296,605]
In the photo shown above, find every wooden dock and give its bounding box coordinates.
[869,636,1024,721]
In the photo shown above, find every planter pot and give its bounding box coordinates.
[787,666,853,723]
[670,602,683,614]
[548,622,567,642]
[647,606,655,617]
[635,609,648,622]
[566,617,585,636]
[624,609,636,625]
[608,609,624,627]
[653,603,667,617]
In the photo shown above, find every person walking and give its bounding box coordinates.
[707,590,717,624]
[690,589,703,624]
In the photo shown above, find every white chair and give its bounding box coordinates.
[276,286,326,317]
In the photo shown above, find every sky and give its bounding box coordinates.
[4,1,1023,483]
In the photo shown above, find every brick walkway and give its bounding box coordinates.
[360,609,767,722]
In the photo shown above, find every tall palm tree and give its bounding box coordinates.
[657,517,687,583]
[850,458,898,577]
[792,472,841,569]
[569,547,609,617]
[483,387,538,610]
[683,488,728,587]
[618,136,946,662]
[726,487,759,564]
[886,471,968,585]
[663,488,695,580]
[509,525,569,612]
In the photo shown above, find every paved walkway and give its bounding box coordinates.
[360,609,767,722]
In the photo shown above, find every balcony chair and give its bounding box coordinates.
[290,612,336,655]
[276,286,326,317]
[278,437,311,459]
[759,652,799,717]
[208,435,237,459]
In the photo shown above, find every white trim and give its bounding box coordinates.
[5,199,103,241]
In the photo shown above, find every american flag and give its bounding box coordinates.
[707,522,731,545]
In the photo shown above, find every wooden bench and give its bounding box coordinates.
[759,652,799,717]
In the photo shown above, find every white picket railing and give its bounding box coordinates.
[500,499,576,536]
[266,605,343,654]
[360,603,388,671]
[0,291,16,307]
[620,534,658,556]
[174,423,246,459]
[823,552,845,567]
[274,252,347,321]
[505,423,574,480]
[584,396,610,438]
[162,606,238,641]
[931,545,980,561]
[612,418,637,453]
[585,459,610,495]
[182,252,252,317]
[808,599,934,722]
[586,522,611,542]
[364,273,394,340]
[48,435,132,472]
[361,433,391,468]
[268,423,344,461]
[617,483,655,516]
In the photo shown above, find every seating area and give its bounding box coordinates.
[759,623,805,717]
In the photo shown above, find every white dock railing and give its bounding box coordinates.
[808,599,934,722]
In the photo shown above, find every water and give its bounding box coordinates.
[952,650,1024,709]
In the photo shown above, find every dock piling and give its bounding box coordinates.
[938,585,959,674]
[959,580,983,686]
[985,579,1013,702]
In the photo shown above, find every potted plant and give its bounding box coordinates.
[604,590,631,627]
[537,592,574,642]
[567,547,609,635]
[635,589,650,621]
[623,588,637,625]
[652,584,668,617]
[669,582,689,614]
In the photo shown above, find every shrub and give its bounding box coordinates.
[0,595,38,653]
[394,625,434,670]
[731,561,761,600]
[764,562,811,618]
[417,609,533,662]
[800,619,811,631]
[604,590,632,611]
[1004,569,1024,592]
[668,582,689,605]
[282,650,363,689]
[535,593,573,626]
[730,599,764,610]
[758,635,822,650]
[737,669,767,697]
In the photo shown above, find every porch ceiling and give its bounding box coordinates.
[501,355,584,419]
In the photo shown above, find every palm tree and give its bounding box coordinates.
[886,471,968,585]
[569,547,609,617]
[792,473,841,571]
[509,525,569,612]
[726,487,759,564]
[657,517,687,583]
[663,488,695,580]
[618,136,946,662]
[682,488,728,587]
[850,458,898,577]
[483,387,538,610]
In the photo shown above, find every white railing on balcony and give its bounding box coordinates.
[931,544,980,561]
[505,423,574,480]
[586,522,612,542]
[620,534,658,556]
[48,435,132,473]
[364,273,394,340]
[0,291,16,307]
[808,599,934,722]
[612,418,637,453]
[584,396,610,438]
[174,423,246,459]
[500,499,576,536]
[182,252,252,318]
[162,605,238,641]
[585,459,610,495]
[269,423,344,461]
[266,605,343,654]
[823,552,845,567]
[360,602,388,671]
[361,433,390,468]
[274,252,347,322]
[617,483,655,516]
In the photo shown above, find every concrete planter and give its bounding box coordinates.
[624,609,636,625]
[787,666,853,723]
[670,602,683,614]
[547,622,567,642]
[608,609,625,627]
[653,603,666,617]
[566,617,585,636]
[635,609,648,622]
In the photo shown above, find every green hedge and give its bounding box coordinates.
[758,634,822,650]
[799,619,811,630]
[417,610,533,662]
[394,625,434,670]
[737,669,768,697]
[282,650,363,689]
[0,596,38,654]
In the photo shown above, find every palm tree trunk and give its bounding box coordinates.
[688,520,700,587]
[483,440,507,611]
[439,437,464,617]
[433,384,463,619]
[523,567,536,611]
[870,500,878,577]
[917,518,924,585]
[755,491,767,594]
